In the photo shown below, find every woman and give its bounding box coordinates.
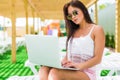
[39,0,105,80]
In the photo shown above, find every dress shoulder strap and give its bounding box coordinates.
[88,25,95,36]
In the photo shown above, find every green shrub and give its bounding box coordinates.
[105,33,115,48]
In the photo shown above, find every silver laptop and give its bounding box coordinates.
[25,35,79,70]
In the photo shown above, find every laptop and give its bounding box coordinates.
[25,35,79,70]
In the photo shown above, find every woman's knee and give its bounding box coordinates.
[39,66,51,73]
[39,66,51,80]
[48,68,61,80]
[39,66,51,76]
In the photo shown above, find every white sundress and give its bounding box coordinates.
[67,26,96,80]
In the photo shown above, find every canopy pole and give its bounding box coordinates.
[37,14,39,34]
[94,1,98,24]
[32,8,35,34]
[115,0,120,52]
[24,0,29,34]
[11,0,16,63]
[86,0,97,8]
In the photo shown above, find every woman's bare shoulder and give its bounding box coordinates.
[94,24,103,30]
[92,24,105,38]
[93,24,104,33]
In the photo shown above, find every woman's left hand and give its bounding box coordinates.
[63,61,80,69]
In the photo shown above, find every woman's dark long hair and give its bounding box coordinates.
[63,0,94,49]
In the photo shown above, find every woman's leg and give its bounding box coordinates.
[39,66,51,80]
[48,68,90,80]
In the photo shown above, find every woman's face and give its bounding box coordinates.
[67,6,84,25]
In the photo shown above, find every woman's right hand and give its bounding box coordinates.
[61,56,68,66]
